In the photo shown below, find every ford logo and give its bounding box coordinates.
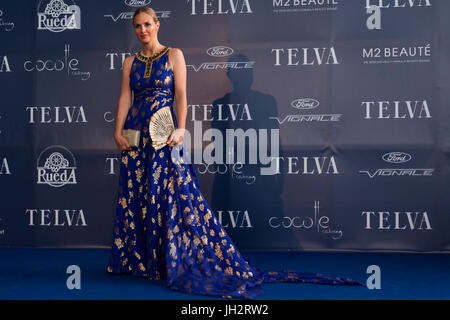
[382,152,412,163]
[207,46,234,57]
[291,98,320,110]
[125,0,151,7]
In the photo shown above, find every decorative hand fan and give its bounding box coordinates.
[149,106,175,150]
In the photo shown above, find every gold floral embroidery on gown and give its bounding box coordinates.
[106,46,365,299]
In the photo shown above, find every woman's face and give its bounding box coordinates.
[133,13,159,43]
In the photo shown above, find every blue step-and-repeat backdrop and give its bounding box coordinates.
[0,0,449,252]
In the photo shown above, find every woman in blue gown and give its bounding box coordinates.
[106,7,365,299]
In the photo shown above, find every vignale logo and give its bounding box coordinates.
[37,145,77,187]
[188,0,253,15]
[273,0,339,13]
[104,4,170,22]
[270,98,342,124]
[359,152,434,178]
[37,0,81,32]
[272,47,339,66]
[187,47,254,72]
[365,0,432,30]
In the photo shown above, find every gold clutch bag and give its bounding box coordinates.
[149,107,175,151]
[121,129,140,148]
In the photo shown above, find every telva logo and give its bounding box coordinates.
[382,152,412,164]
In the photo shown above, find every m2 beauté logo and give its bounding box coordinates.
[37,0,81,32]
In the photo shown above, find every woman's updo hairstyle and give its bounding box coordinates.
[132,6,159,25]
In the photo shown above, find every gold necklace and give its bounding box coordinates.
[136,46,170,78]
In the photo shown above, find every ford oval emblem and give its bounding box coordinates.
[207,46,234,57]
[125,0,152,7]
[291,98,320,110]
[382,152,412,163]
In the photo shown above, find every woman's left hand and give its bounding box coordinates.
[167,128,185,147]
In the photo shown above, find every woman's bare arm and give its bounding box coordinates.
[169,47,187,130]
[114,56,133,137]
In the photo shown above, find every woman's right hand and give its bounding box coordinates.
[114,133,131,151]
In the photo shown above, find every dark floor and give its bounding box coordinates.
[0,248,449,300]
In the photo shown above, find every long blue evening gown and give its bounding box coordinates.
[106,46,365,299]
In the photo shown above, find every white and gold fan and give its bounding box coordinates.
[149,106,175,151]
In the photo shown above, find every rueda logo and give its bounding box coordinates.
[207,46,234,57]
[0,9,15,31]
[24,44,90,80]
[270,98,342,124]
[37,0,81,32]
[124,0,151,6]
[37,145,77,187]
[188,0,253,15]
[359,152,434,178]
[187,47,254,72]
[273,0,339,13]
[269,201,343,240]
[382,152,411,164]
[366,0,432,30]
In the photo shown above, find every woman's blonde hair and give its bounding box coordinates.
[132,6,159,25]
